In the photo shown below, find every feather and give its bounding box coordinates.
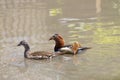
[49,34,91,55]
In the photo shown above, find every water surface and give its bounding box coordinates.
[0,0,120,80]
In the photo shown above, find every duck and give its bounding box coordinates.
[49,34,91,54]
[17,40,64,59]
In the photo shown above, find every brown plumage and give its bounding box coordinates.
[71,42,81,54]
[49,34,91,54]
[49,34,65,52]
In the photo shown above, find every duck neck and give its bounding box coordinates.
[54,39,64,52]
[23,44,30,58]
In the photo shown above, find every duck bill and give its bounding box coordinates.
[17,43,21,46]
[49,37,54,40]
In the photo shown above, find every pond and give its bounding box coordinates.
[0,0,120,80]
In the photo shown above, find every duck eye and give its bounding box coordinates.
[20,41,26,45]
[53,35,56,38]
[22,42,24,44]
[54,34,59,37]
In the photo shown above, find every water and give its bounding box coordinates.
[0,0,120,80]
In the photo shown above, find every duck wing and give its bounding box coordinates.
[29,51,53,59]
[59,47,74,54]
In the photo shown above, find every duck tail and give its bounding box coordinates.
[78,47,91,50]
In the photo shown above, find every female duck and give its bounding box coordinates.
[49,34,91,54]
[17,40,55,59]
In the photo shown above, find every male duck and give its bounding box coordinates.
[49,34,91,54]
[17,40,63,59]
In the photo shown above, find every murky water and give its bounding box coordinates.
[0,0,120,80]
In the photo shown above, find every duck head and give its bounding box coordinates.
[17,40,30,58]
[17,40,28,46]
[49,34,63,40]
[17,40,30,50]
[49,34,65,52]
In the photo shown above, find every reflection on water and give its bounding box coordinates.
[0,0,120,80]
